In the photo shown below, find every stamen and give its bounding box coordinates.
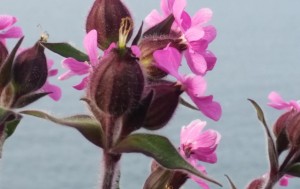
[118,17,133,49]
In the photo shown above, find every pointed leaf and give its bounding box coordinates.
[143,15,174,37]
[111,133,222,187]
[0,37,24,93]
[248,99,278,173]
[285,163,300,177]
[21,110,103,147]
[12,92,50,108]
[225,175,237,189]
[41,42,89,62]
[179,97,199,111]
[132,22,144,46]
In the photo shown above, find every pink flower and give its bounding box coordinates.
[153,46,221,121]
[279,175,293,187]
[0,15,23,44]
[145,0,217,75]
[59,29,99,90]
[180,119,221,188]
[40,59,62,101]
[268,91,300,111]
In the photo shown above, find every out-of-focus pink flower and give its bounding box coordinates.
[0,15,23,44]
[59,29,99,90]
[180,119,221,188]
[153,46,221,121]
[279,175,293,187]
[145,0,217,75]
[40,59,61,101]
[268,91,300,111]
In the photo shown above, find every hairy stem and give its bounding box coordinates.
[101,152,121,189]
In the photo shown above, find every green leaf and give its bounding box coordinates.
[12,92,50,108]
[179,97,198,111]
[248,99,278,173]
[0,107,22,139]
[41,42,89,62]
[21,110,103,148]
[0,37,24,93]
[285,163,300,177]
[111,133,222,187]
[225,175,237,189]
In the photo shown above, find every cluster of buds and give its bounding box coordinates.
[0,15,61,157]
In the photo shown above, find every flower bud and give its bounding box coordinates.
[12,42,48,97]
[87,47,144,117]
[0,42,8,67]
[143,81,181,130]
[286,111,300,147]
[139,35,186,79]
[86,0,133,50]
[245,177,266,189]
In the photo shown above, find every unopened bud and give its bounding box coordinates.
[139,35,186,79]
[286,112,300,147]
[87,47,144,117]
[246,177,266,189]
[12,42,48,96]
[143,81,181,130]
[86,0,133,50]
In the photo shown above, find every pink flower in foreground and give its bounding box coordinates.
[59,29,99,90]
[153,46,221,121]
[180,119,221,188]
[268,91,300,111]
[0,15,23,44]
[145,0,217,75]
[40,59,62,101]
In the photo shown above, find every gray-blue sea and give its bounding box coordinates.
[1,0,300,188]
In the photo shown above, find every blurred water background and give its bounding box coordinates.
[1,0,300,188]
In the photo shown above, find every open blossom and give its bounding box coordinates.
[0,15,23,44]
[153,46,221,121]
[40,59,62,101]
[59,30,99,90]
[145,0,217,75]
[268,91,300,111]
[180,119,221,188]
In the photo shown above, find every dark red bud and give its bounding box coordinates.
[12,42,48,96]
[139,35,186,79]
[86,0,133,50]
[87,48,144,117]
[245,177,266,189]
[286,111,300,147]
[143,81,181,130]
[0,42,8,67]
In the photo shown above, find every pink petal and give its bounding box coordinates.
[47,59,54,69]
[131,45,141,57]
[184,25,205,42]
[160,0,174,16]
[267,91,290,110]
[192,8,213,26]
[203,50,217,71]
[0,15,17,30]
[41,81,62,101]
[0,26,23,38]
[203,26,217,43]
[48,69,58,77]
[180,119,206,144]
[184,50,207,75]
[279,175,290,187]
[172,0,187,25]
[190,95,222,121]
[181,74,207,97]
[59,58,90,80]
[189,163,210,189]
[84,29,98,66]
[153,46,182,79]
[179,11,191,31]
[192,152,217,164]
[103,42,117,57]
[73,76,89,90]
[144,9,164,28]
